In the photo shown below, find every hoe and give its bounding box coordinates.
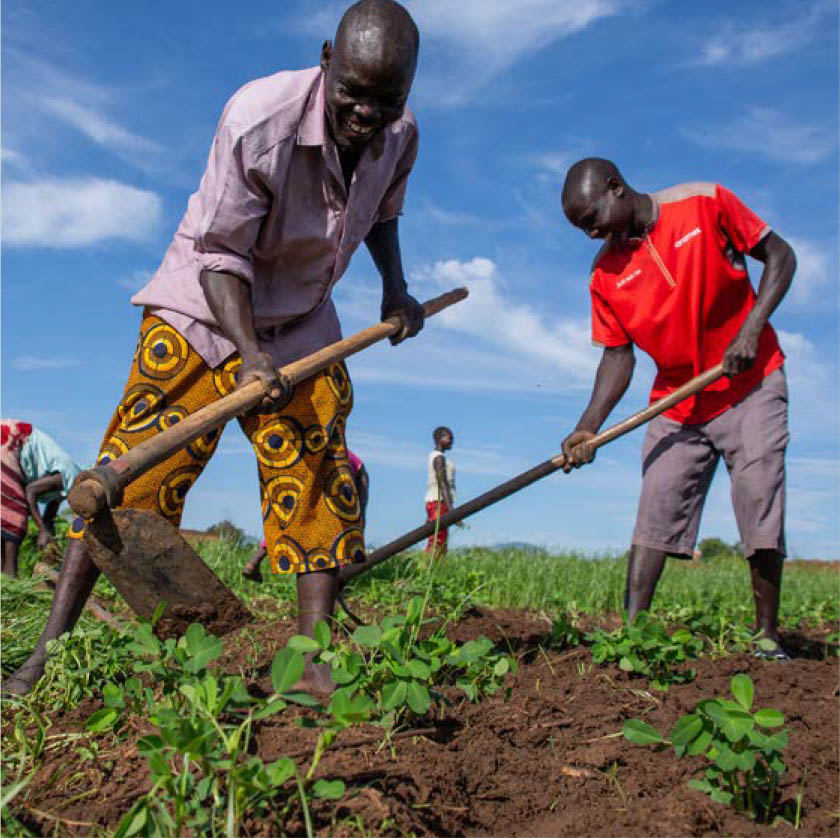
[67,288,468,637]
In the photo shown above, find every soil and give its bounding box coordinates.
[7,608,838,836]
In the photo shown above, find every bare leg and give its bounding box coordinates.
[2,539,20,578]
[242,545,267,582]
[2,539,100,696]
[624,544,667,619]
[296,568,338,694]
[749,549,785,649]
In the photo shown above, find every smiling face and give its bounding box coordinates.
[320,2,417,153]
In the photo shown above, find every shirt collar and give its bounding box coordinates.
[297,71,326,146]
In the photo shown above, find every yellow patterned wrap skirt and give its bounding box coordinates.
[69,313,365,574]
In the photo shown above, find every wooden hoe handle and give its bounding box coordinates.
[69,288,468,518]
[341,363,726,581]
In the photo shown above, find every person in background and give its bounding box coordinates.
[425,426,457,556]
[243,449,369,581]
[1,420,81,577]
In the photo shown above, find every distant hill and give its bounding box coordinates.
[488,542,547,554]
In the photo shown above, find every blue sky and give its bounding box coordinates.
[3,0,838,558]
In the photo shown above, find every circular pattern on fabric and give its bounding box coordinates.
[97,435,129,466]
[252,418,304,468]
[325,466,360,522]
[68,516,87,540]
[138,322,189,380]
[157,466,200,520]
[271,535,306,574]
[118,384,166,433]
[157,405,189,432]
[303,424,328,455]
[262,474,304,528]
[332,527,366,565]
[213,355,242,397]
[326,363,352,406]
[186,427,221,461]
[305,548,334,572]
[326,414,348,459]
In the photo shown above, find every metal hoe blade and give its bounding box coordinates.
[84,508,253,639]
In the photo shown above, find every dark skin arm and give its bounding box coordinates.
[364,218,424,344]
[722,232,796,375]
[25,474,63,548]
[433,455,455,509]
[355,465,370,523]
[561,344,635,471]
[199,270,292,409]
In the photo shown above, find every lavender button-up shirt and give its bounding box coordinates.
[133,67,418,369]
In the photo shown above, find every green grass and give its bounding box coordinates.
[4,526,836,681]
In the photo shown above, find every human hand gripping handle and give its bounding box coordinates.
[561,430,597,472]
[236,350,293,412]
[382,290,424,345]
[67,287,468,519]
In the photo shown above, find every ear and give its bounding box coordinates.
[607,176,625,198]
[320,40,332,74]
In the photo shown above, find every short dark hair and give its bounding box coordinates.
[433,426,453,444]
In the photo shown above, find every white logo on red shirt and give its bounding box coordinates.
[616,268,642,289]
[674,227,702,248]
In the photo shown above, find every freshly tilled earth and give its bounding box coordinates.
[7,608,838,836]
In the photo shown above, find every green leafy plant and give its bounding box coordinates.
[623,674,789,823]
[83,623,336,837]
[546,612,582,650]
[587,611,703,690]
[293,608,514,724]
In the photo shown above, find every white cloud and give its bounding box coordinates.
[299,0,625,105]
[1,146,30,170]
[3,51,169,178]
[117,269,155,292]
[334,257,599,396]
[682,108,836,165]
[785,237,835,306]
[351,429,528,477]
[530,151,575,184]
[4,179,162,247]
[695,2,831,67]
[39,97,163,157]
[9,356,82,371]
[415,257,596,374]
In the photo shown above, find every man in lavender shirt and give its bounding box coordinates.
[5,0,423,697]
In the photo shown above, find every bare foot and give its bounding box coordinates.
[242,562,263,582]
[1,655,46,698]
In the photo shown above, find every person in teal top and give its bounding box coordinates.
[1,420,81,577]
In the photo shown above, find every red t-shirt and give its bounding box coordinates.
[589,182,785,424]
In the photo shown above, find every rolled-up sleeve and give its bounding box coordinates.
[193,120,270,284]
[376,126,418,223]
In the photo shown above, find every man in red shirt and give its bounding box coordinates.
[560,158,796,656]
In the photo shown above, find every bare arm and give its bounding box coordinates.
[25,473,63,547]
[199,270,290,408]
[723,232,796,375]
[561,344,635,471]
[433,455,455,509]
[365,218,424,345]
[355,465,370,522]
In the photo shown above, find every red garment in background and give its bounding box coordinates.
[1,420,34,544]
[425,500,449,554]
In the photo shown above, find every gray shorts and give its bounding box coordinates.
[632,368,789,559]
